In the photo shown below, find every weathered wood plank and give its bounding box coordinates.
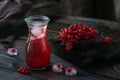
[83,62,120,80]
[13,39,119,80]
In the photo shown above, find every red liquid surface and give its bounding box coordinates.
[25,36,50,68]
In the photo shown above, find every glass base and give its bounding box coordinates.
[28,63,52,70]
[30,67,47,70]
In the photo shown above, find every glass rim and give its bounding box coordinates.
[24,15,50,22]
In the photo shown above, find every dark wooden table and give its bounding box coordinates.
[5,39,119,80]
[0,16,120,80]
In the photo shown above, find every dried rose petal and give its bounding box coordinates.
[52,63,64,73]
[7,48,17,55]
[65,67,77,76]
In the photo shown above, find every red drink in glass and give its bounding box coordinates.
[25,15,50,69]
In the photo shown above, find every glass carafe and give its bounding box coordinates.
[24,15,50,69]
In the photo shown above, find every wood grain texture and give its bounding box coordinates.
[47,16,120,80]
[0,16,119,80]
[13,39,119,80]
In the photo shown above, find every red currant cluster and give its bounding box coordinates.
[58,23,99,51]
[17,66,31,75]
[101,36,112,45]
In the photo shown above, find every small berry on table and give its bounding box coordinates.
[17,66,31,75]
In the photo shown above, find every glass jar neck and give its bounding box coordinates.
[25,15,50,27]
[24,15,50,40]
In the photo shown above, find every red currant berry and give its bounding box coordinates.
[101,36,112,45]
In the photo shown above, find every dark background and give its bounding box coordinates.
[29,0,120,23]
